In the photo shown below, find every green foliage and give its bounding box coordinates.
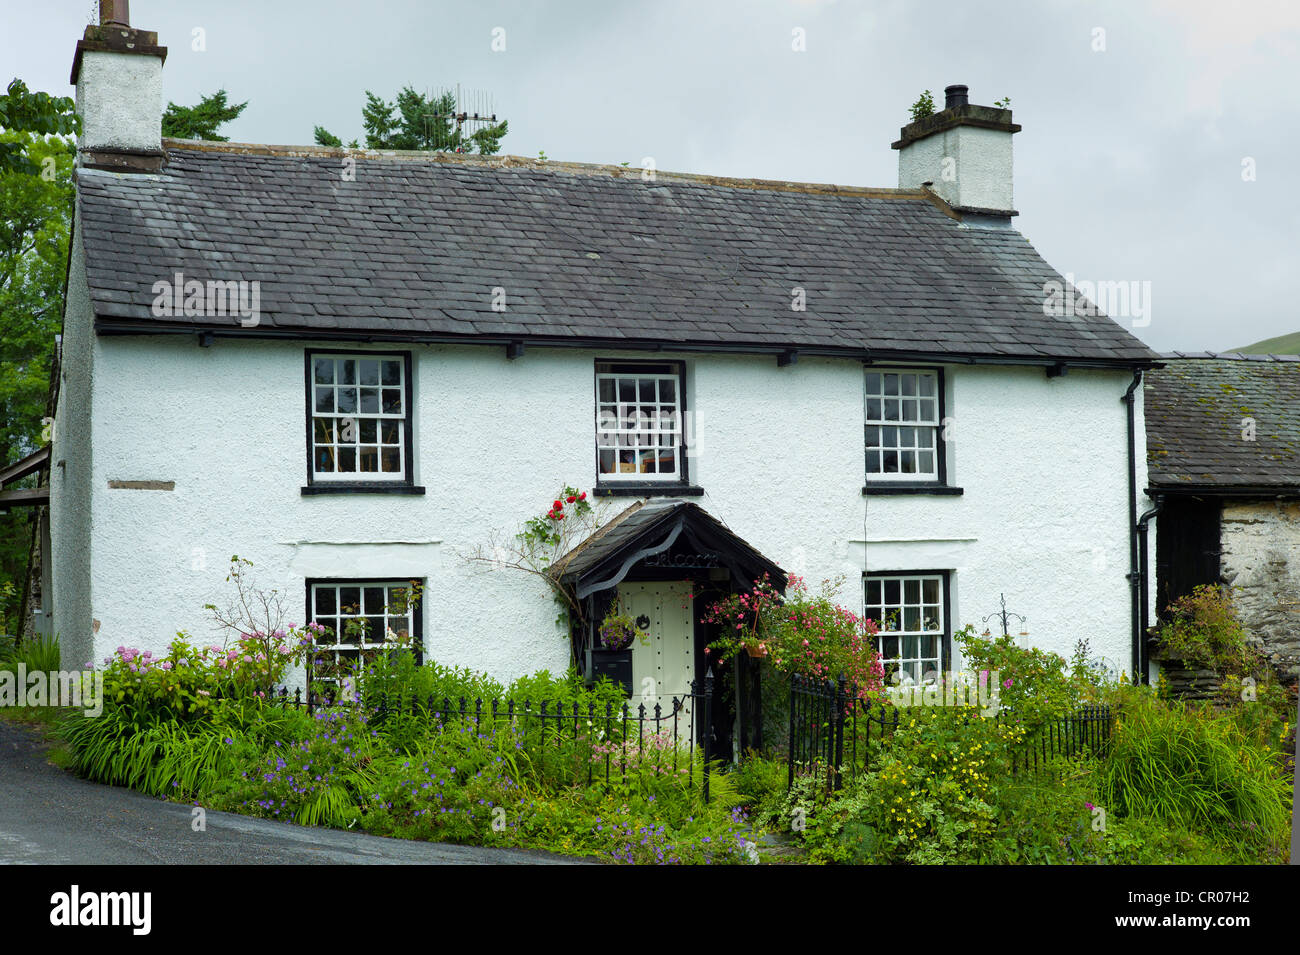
[0,79,79,175]
[954,624,1095,723]
[0,127,74,633]
[161,90,248,141]
[1154,584,1260,676]
[727,754,788,807]
[0,632,60,672]
[315,87,508,155]
[909,89,935,122]
[993,96,1012,109]
[1098,688,1292,851]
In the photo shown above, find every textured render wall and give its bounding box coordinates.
[898,125,1014,212]
[86,340,1138,682]
[50,212,95,669]
[75,51,161,154]
[1220,502,1300,684]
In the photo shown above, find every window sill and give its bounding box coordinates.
[593,483,705,498]
[862,484,963,496]
[302,484,427,496]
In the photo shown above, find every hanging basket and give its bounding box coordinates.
[744,642,769,659]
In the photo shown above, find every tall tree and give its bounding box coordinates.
[161,89,248,141]
[314,87,507,154]
[0,79,78,175]
[0,103,75,635]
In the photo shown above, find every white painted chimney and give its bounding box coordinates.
[893,85,1021,217]
[69,0,168,172]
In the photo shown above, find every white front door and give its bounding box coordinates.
[617,581,695,733]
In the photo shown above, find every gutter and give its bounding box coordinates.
[92,317,1161,372]
[1136,499,1162,681]
[1122,370,1143,682]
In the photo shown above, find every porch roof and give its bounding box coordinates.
[551,500,785,600]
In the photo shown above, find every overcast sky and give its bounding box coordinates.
[8,0,1298,352]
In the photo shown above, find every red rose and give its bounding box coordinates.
[553,500,563,509]
[566,495,576,503]
[578,492,587,500]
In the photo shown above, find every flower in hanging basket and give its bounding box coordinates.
[598,605,639,651]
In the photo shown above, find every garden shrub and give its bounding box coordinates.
[1098,688,1291,851]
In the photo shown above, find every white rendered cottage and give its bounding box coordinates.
[50,7,1161,754]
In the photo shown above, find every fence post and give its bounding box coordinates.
[787,673,797,790]
[833,673,847,792]
[702,667,713,804]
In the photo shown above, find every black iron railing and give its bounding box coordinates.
[788,673,1114,792]
[268,676,718,801]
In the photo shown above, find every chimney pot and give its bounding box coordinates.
[944,85,969,110]
[100,0,130,26]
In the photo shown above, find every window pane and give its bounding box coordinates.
[360,388,379,414]
[865,398,882,421]
[315,447,335,472]
[382,448,401,472]
[314,618,337,644]
[338,447,356,472]
[598,378,615,402]
[901,375,917,397]
[314,418,335,444]
[599,449,616,473]
[866,579,881,604]
[618,379,636,402]
[881,635,899,659]
[339,587,361,612]
[314,359,335,385]
[901,450,916,473]
[883,374,899,396]
[919,375,935,397]
[918,451,934,474]
[904,607,920,631]
[382,389,402,414]
[883,399,900,421]
[883,579,901,604]
[882,450,898,472]
[315,388,334,414]
[638,379,656,402]
[902,401,918,422]
[381,420,400,444]
[919,398,938,422]
[359,446,379,472]
[660,378,676,403]
[359,419,377,443]
[904,579,921,603]
[315,588,337,615]
[659,449,675,474]
[340,360,356,385]
[363,587,385,612]
[866,373,881,395]
[923,578,940,604]
[382,360,401,386]
[359,360,380,386]
[337,388,357,414]
[865,426,880,448]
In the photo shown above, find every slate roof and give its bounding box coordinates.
[75,140,1160,365]
[1145,354,1300,490]
[552,500,784,597]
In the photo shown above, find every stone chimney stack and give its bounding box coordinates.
[892,84,1021,217]
[70,0,168,172]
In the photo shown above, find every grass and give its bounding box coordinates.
[1231,330,1300,355]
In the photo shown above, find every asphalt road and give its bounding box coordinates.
[0,720,588,864]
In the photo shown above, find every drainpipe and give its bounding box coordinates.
[1136,499,1162,682]
[1122,370,1142,682]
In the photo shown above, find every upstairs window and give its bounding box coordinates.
[595,361,687,483]
[308,353,413,485]
[865,370,942,481]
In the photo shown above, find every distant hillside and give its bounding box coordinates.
[1231,331,1300,354]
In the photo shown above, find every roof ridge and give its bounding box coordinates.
[160,137,933,201]
[1159,351,1300,362]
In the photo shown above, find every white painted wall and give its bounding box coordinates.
[898,124,1014,212]
[75,51,162,155]
[58,335,1143,684]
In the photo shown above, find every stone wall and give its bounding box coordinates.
[1219,500,1300,685]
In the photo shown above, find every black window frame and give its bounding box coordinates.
[304,576,426,691]
[862,365,962,496]
[302,349,424,495]
[592,359,701,497]
[862,568,953,683]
